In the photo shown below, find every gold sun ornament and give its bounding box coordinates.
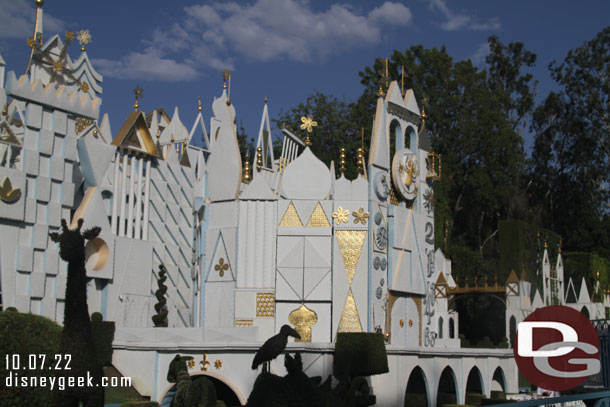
[77,29,92,51]
[352,207,370,225]
[332,206,350,225]
[299,115,317,146]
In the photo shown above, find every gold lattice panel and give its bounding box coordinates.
[389,182,400,206]
[338,289,362,333]
[256,293,275,317]
[335,230,367,285]
[288,304,318,342]
[279,201,303,227]
[235,319,253,327]
[307,202,330,227]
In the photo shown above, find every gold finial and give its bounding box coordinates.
[384,58,389,89]
[421,108,427,119]
[156,129,160,140]
[176,142,180,154]
[198,96,202,112]
[77,29,91,52]
[401,65,405,95]
[558,238,562,253]
[170,134,174,144]
[264,95,268,104]
[243,150,251,182]
[544,240,548,249]
[222,70,230,89]
[357,147,364,175]
[299,115,317,146]
[133,85,143,110]
[256,147,262,172]
[35,0,44,6]
[339,147,346,175]
[2,104,7,116]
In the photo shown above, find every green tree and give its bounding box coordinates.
[274,92,368,179]
[529,26,610,257]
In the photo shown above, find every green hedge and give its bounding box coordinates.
[333,333,388,379]
[0,310,62,407]
[91,312,115,366]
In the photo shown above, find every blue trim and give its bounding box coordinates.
[153,351,159,401]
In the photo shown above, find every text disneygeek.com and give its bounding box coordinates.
[5,372,132,391]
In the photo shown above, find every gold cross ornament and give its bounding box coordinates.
[214,258,229,277]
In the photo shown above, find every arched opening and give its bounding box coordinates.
[509,316,517,348]
[436,366,457,407]
[449,317,455,339]
[491,367,507,397]
[465,366,484,404]
[405,126,417,152]
[404,366,428,407]
[581,306,590,319]
[438,317,444,339]
[389,119,403,160]
[159,374,243,407]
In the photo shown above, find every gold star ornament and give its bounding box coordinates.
[332,206,349,225]
[77,29,92,51]
[300,115,317,146]
[352,207,370,225]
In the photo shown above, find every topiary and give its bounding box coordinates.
[152,265,169,327]
[0,309,62,407]
[90,312,116,366]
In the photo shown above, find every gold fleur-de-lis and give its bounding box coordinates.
[187,359,195,369]
[332,206,349,225]
[0,177,21,204]
[214,360,222,370]
[300,115,318,133]
[200,353,210,371]
[352,207,370,225]
[214,258,229,277]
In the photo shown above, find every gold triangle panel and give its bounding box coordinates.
[307,202,330,227]
[337,289,362,333]
[279,201,303,227]
[288,304,318,342]
[335,230,367,285]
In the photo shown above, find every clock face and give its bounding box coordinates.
[391,149,419,201]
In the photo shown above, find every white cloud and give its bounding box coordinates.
[97,0,413,81]
[429,0,500,32]
[92,48,199,82]
[470,42,490,65]
[0,0,64,39]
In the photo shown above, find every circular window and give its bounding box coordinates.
[85,237,110,271]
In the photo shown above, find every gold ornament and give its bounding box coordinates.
[214,258,229,277]
[77,29,91,51]
[352,207,369,225]
[0,178,21,203]
[289,304,318,342]
[332,206,349,225]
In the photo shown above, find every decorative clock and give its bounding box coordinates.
[391,149,419,201]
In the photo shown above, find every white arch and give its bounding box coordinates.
[404,365,429,407]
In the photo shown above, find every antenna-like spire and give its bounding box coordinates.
[25,0,45,74]
[133,85,143,110]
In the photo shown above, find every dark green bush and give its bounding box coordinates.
[90,312,115,366]
[333,333,388,379]
[0,310,62,407]
[121,402,160,407]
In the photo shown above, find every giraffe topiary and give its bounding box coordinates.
[49,218,105,407]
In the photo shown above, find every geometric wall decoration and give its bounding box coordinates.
[288,303,318,342]
[337,289,362,333]
[306,202,330,227]
[279,201,303,227]
[335,230,366,285]
[256,293,275,317]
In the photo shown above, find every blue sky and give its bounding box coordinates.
[1,0,609,151]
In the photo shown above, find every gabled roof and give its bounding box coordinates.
[112,111,161,158]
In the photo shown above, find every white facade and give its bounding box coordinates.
[0,7,524,406]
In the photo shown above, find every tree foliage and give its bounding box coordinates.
[529,27,610,257]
